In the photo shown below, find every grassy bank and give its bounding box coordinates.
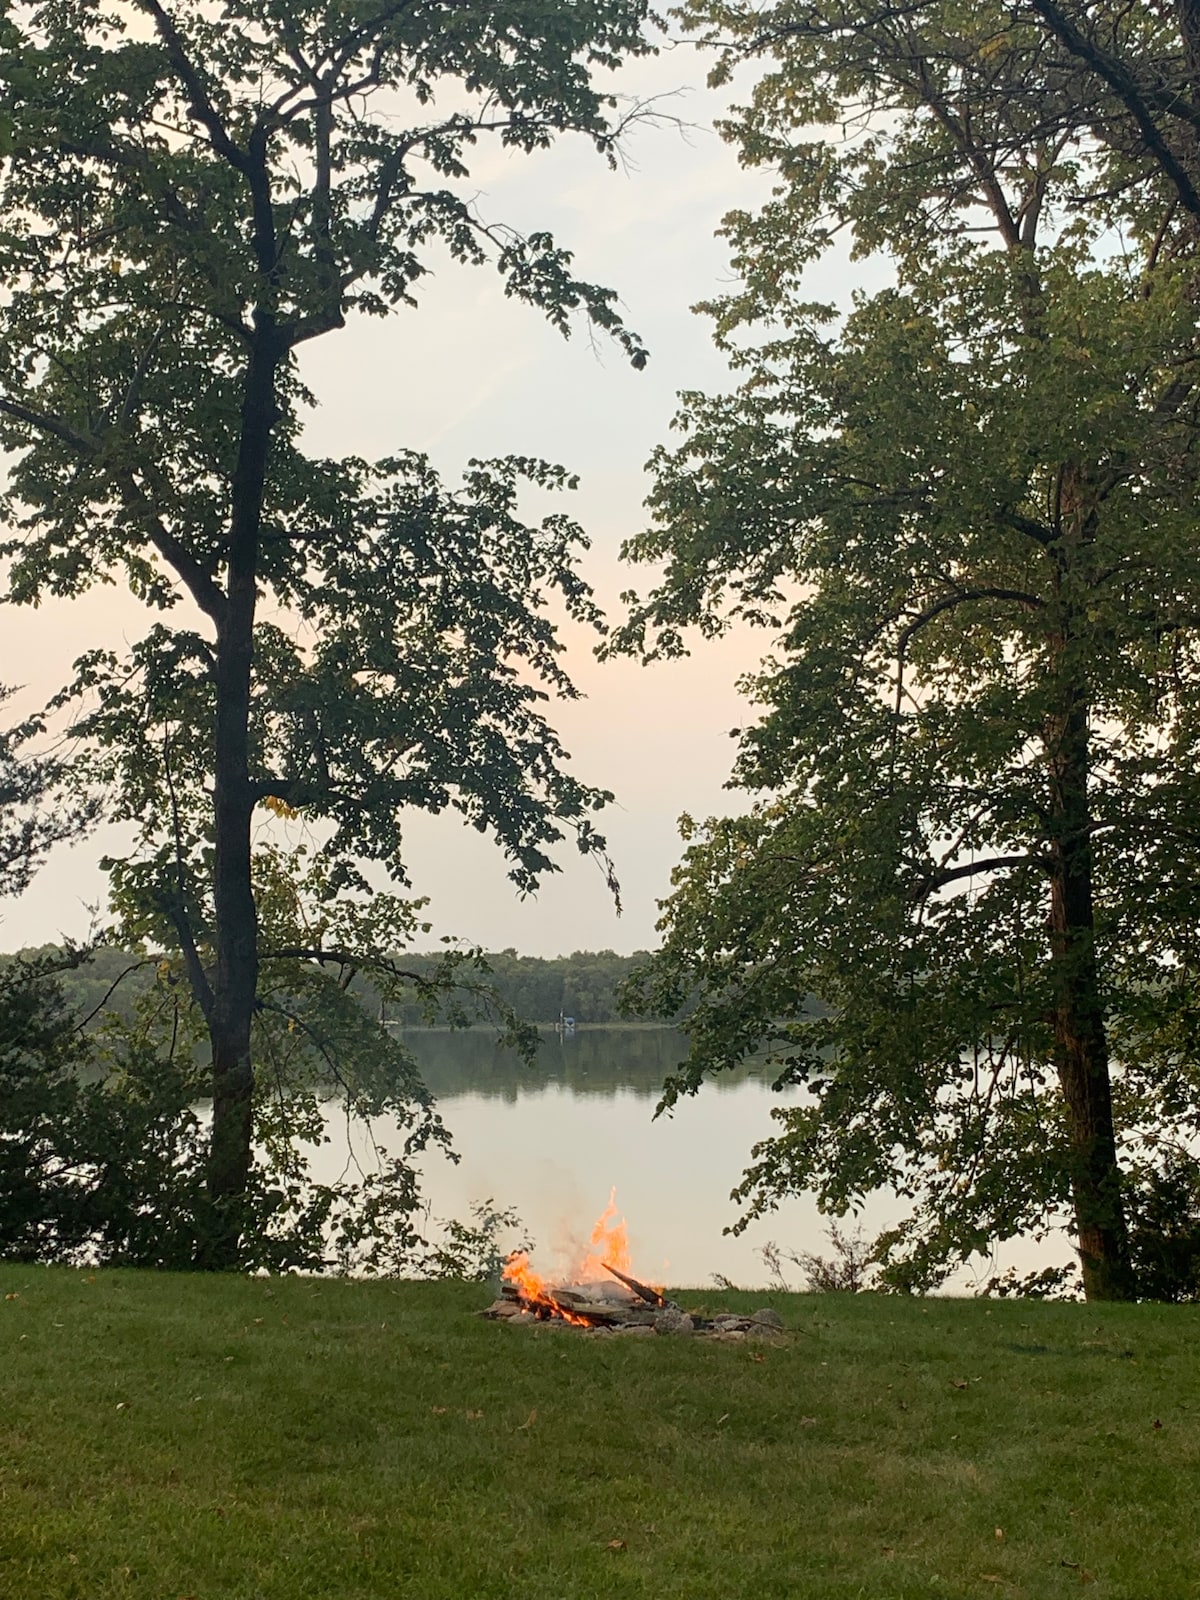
[2,1269,1197,1599]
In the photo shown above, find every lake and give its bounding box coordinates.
[317,1026,1057,1291]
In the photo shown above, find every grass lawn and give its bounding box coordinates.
[1,1268,1197,1599]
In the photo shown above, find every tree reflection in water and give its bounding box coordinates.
[395,1025,776,1104]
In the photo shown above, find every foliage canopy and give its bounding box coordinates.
[617,0,1200,1297]
[0,0,653,1265]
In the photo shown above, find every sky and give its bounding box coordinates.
[1,35,821,958]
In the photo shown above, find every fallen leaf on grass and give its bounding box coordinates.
[799,1416,818,1427]
[1152,1418,1163,1430]
[951,1379,969,1390]
[994,1527,1005,1541]
[430,1407,448,1415]
[978,1575,1006,1586]
[465,1409,484,1421]
[516,1409,538,1431]
[750,1352,766,1363]
[882,1547,896,1560]
[606,1540,627,1552]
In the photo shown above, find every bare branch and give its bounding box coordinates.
[162,723,216,1025]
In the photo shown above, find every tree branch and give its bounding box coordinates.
[0,384,227,625]
[896,586,1045,655]
[0,395,97,454]
[72,959,156,1034]
[1027,0,1200,222]
[117,475,227,625]
[997,510,1055,546]
[912,853,1050,896]
[262,946,434,988]
[162,723,216,1025]
[135,0,249,172]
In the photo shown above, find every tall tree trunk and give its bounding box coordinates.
[199,323,278,1269]
[1044,472,1134,1302]
[1045,694,1134,1301]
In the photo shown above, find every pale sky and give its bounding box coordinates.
[1,40,829,958]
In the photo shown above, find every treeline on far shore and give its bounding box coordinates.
[0,946,668,1030]
[364,948,665,1027]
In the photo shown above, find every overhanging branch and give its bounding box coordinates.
[1028,0,1200,222]
[912,853,1050,897]
[896,586,1044,656]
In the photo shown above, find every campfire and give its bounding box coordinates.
[479,1191,786,1341]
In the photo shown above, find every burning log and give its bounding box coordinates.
[478,1292,788,1340]
[601,1261,670,1309]
[480,1281,656,1328]
[549,1286,657,1327]
[481,1191,789,1339]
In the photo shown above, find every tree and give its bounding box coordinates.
[0,946,208,1268]
[615,0,1200,1298]
[0,941,457,1274]
[0,0,652,1267]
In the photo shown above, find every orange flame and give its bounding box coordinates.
[501,1189,643,1321]
[580,1188,631,1280]
[501,1249,590,1324]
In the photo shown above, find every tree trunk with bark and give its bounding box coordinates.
[1043,476,1135,1302]
[1045,696,1134,1300]
[197,313,279,1268]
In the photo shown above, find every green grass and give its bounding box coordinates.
[1,1269,1198,1599]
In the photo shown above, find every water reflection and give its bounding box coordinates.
[318,1025,815,1287]
[318,1027,1057,1291]
[396,1024,771,1103]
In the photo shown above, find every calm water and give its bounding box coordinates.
[317,1027,1054,1290]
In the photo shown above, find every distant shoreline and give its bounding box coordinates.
[385,1020,683,1034]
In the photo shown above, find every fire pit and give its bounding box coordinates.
[478,1192,786,1341]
